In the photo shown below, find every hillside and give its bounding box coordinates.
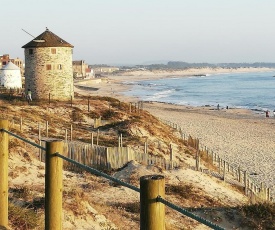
[0,92,274,229]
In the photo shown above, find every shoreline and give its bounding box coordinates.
[75,67,275,117]
[74,68,275,195]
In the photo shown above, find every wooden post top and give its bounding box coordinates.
[140,175,164,181]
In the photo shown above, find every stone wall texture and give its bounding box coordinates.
[24,47,74,100]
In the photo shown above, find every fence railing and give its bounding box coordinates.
[4,107,179,171]
[161,118,273,203]
[0,120,225,230]
[39,140,180,172]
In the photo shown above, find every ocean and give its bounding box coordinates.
[123,71,275,113]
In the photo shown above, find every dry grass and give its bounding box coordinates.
[10,186,32,200]
[112,201,140,214]
[8,203,42,230]
[166,183,194,199]
[239,202,275,229]
[2,93,274,229]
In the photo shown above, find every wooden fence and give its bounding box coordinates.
[3,100,273,203]
[4,114,179,172]
[39,140,179,172]
[162,119,273,203]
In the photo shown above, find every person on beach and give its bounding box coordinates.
[273,110,275,118]
[27,89,32,103]
[217,104,220,110]
[265,110,269,118]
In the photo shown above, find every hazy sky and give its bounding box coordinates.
[2,0,275,65]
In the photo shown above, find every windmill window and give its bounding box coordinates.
[51,48,56,54]
[29,49,33,55]
[46,64,52,70]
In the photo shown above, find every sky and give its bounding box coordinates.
[2,0,275,65]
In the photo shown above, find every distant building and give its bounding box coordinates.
[90,65,120,74]
[73,60,86,78]
[73,60,94,78]
[0,62,22,89]
[0,54,24,75]
[22,28,74,100]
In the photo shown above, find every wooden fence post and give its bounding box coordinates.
[38,123,41,140]
[140,175,165,230]
[20,116,23,131]
[218,157,221,174]
[96,129,99,145]
[46,121,49,138]
[195,150,200,171]
[39,140,42,161]
[238,166,241,182]
[91,132,94,147]
[169,144,173,169]
[267,188,271,201]
[0,120,9,228]
[45,140,64,230]
[65,129,68,142]
[38,122,42,161]
[70,124,73,141]
[223,161,226,181]
[244,171,248,195]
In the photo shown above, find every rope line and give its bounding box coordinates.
[0,128,46,150]
[56,152,224,229]
[1,128,225,229]
[157,196,225,230]
[54,152,140,193]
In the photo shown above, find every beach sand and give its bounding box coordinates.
[74,68,275,198]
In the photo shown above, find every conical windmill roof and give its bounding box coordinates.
[1,62,20,70]
[22,28,74,48]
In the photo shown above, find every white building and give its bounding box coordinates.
[0,62,22,88]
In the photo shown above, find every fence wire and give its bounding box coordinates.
[55,152,140,193]
[2,127,225,229]
[55,152,225,229]
[0,128,46,150]
[157,196,225,230]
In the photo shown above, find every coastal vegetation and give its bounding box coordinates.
[0,92,274,229]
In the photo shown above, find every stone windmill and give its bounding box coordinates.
[22,28,74,100]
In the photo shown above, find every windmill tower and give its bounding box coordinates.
[22,28,74,100]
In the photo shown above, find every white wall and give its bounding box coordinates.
[0,69,22,88]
